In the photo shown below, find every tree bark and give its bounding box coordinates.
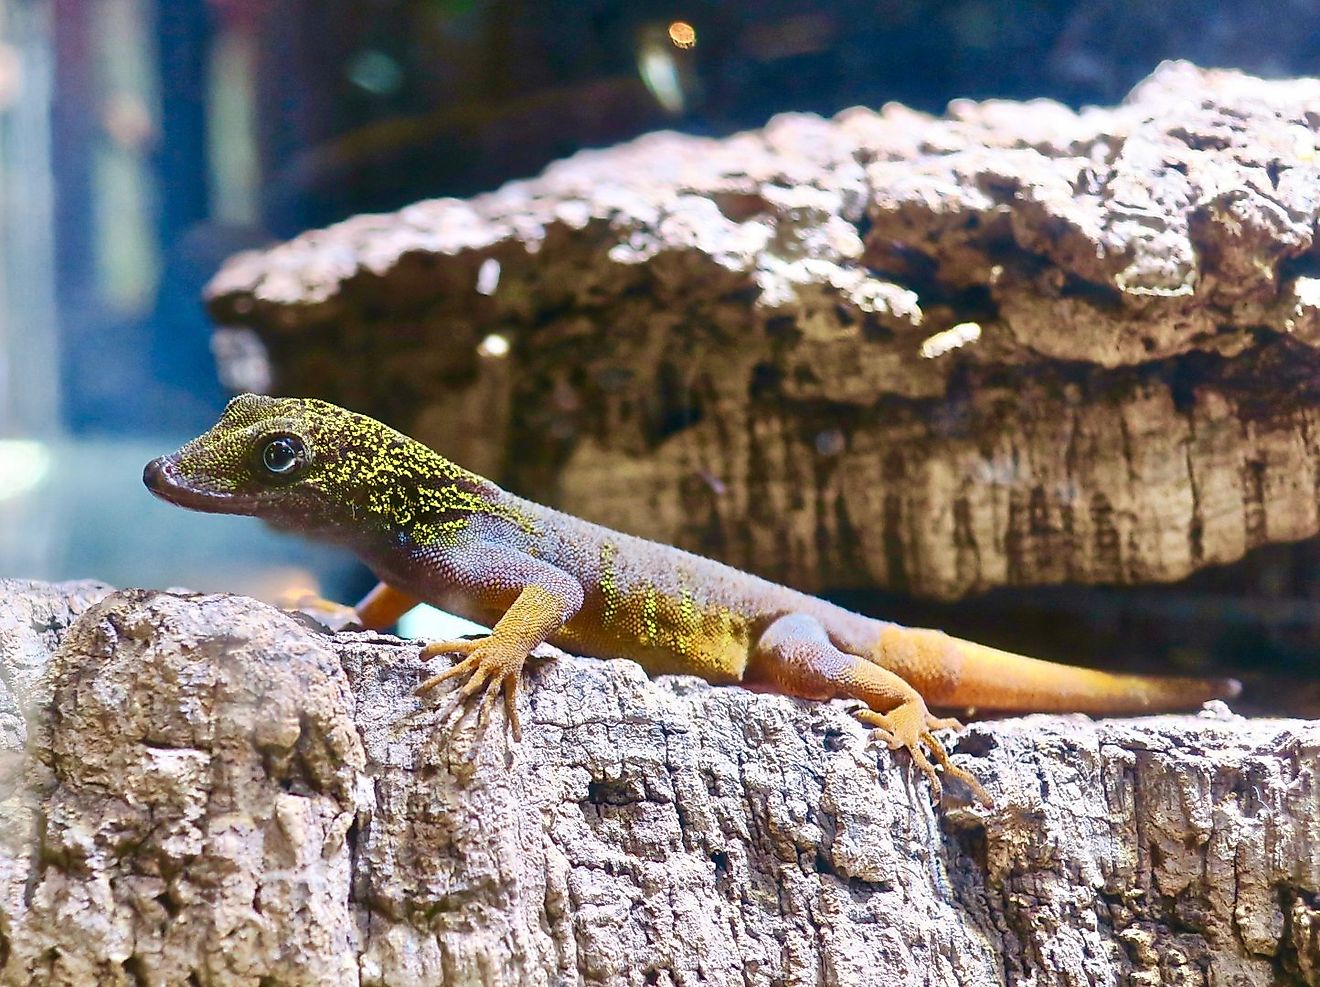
[2,579,1317,985]
[208,62,1320,599]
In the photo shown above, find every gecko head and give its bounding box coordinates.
[145,394,519,545]
[144,394,414,535]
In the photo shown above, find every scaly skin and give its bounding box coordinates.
[144,395,1242,806]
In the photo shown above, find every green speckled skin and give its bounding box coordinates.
[146,394,1242,805]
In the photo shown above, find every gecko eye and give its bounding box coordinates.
[256,435,308,481]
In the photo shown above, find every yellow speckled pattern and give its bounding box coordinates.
[552,555,753,681]
[598,541,619,624]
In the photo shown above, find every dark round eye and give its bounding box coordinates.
[259,436,306,478]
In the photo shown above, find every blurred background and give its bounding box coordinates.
[5,0,1320,685]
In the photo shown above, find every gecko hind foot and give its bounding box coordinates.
[854,708,991,808]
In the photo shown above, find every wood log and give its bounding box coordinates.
[1,579,1316,985]
[207,62,1320,599]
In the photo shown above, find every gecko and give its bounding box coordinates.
[143,394,1242,805]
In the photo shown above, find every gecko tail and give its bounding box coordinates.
[935,633,1241,715]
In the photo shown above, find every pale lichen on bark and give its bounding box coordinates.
[0,580,1316,985]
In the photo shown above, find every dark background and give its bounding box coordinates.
[36,0,1320,434]
[5,0,1320,706]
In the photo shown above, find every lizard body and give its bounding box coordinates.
[145,395,1241,804]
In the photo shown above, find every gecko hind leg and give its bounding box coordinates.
[746,613,991,807]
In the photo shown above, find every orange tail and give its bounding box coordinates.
[938,635,1241,715]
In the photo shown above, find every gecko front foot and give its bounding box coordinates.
[854,705,991,807]
[415,637,528,740]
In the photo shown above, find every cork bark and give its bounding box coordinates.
[207,62,1320,599]
[1,578,1316,986]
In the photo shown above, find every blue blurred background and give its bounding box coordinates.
[5,0,1320,646]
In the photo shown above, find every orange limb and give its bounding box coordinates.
[352,582,420,630]
[279,580,418,630]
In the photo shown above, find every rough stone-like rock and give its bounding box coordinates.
[1,581,368,986]
[1,579,1317,985]
[0,580,116,987]
[207,63,1320,599]
[0,579,113,750]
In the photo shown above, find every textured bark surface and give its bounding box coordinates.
[208,62,1320,599]
[1,578,1317,986]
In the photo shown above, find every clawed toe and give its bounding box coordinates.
[419,638,484,661]
[415,652,481,694]
[903,737,943,803]
[855,710,899,749]
[927,714,964,732]
[279,592,363,630]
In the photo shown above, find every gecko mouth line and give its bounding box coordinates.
[143,456,252,514]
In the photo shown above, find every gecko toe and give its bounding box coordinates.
[927,714,964,732]
[905,740,943,803]
[476,677,504,732]
[419,638,484,661]
[415,652,480,695]
[503,678,523,741]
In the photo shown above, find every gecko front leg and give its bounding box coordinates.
[410,543,584,740]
